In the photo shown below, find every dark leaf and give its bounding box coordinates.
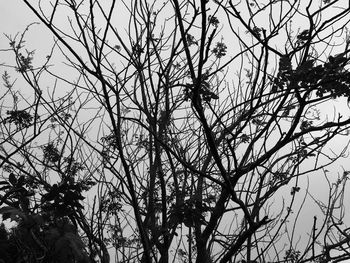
[8,173,17,186]
[17,176,25,187]
[42,184,59,201]
[297,30,309,41]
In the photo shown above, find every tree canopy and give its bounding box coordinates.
[1,1,350,262]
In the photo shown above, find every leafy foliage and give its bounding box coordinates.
[273,54,350,100]
[0,210,89,263]
[0,165,92,262]
[4,110,33,128]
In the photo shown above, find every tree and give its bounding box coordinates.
[1,0,350,262]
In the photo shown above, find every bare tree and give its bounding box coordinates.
[1,1,350,262]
